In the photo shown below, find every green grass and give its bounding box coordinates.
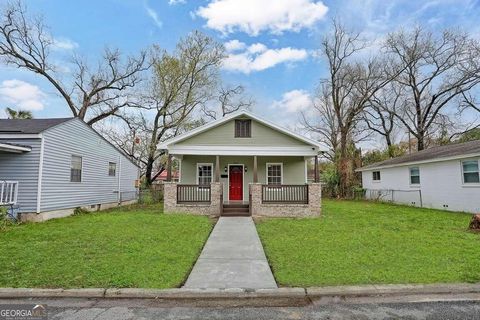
[256,199,480,287]
[0,204,213,288]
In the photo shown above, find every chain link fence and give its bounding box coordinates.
[354,188,423,207]
[138,188,163,204]
[119,191,138,202]
[119,188,163,205]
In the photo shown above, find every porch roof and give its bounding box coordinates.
[169,145,318,156]
[0,142,32,153]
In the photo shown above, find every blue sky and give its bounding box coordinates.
[1,0,480,128]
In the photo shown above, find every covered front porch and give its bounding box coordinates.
[163,153,321,217]
[0,142,31,209]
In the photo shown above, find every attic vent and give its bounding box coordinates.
[235,119,251,138]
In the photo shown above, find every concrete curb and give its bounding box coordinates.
[306,283,480,298]
[0,284,479,305]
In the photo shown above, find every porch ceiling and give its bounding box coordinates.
[168,145,319,156]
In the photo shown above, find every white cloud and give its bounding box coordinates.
[222,41,308,73]
[52,37,78,50]
[168,0,186,4]
[273,89,312,112]
[196,0,328,36]
[145,4,162,28]
[0,79,47,111]
[224,39,246,52]
[247,43,267,54]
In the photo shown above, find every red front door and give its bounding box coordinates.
[229,165,243,201]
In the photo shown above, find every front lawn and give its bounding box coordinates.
[256,199,480,287]
[0,204,213,288]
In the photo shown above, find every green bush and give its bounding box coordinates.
[0,206,18,231]
[321,163,340,197]
[73,207,90,216]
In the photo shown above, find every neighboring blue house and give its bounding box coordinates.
[0,118,139,221]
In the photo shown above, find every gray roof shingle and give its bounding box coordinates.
[0,118,73,134]
[359,140,480,170]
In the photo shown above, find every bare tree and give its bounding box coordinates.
[306,20,396,197]
[362,82,404,156]
[202,85,254,120]
[460,91,480,114]
[385,26,480,150]
[100,114,148,172]
[0,1,147,125]
[301,85,339,162]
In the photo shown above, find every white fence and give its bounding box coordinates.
[0,181,19,205]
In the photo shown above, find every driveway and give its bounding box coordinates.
[183,217,277,289]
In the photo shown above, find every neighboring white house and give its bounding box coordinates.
[0,118,140,221]
[357,140,480,213]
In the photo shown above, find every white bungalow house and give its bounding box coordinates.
[357,140,480,213]
[158,110,322,217]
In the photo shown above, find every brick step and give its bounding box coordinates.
[222,207,249,213]
[221,211,251,217]
[223,203,249,209]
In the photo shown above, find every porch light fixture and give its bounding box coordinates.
[245,166,248,172]
[224,166,227,172]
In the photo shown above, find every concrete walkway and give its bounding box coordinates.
[184,217,277,289]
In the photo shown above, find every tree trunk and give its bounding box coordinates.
[386,135,394,157]
[469,214,480,230]
[145,157,155,186]
[337,131,352,198]
[417,132,425,151]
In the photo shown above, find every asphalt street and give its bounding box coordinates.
[2,298,479,320]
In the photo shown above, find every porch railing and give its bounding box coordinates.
[262,184,309,204]
[0,181,19,205]
[177,184,211,204]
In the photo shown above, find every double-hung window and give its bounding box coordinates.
[197,164,213,185]
[70,155,82,182]
[267,163,282,185]
[409,167,420,185]
[372,171,381,181]
[235,119,251,138]
[462,160,480,183]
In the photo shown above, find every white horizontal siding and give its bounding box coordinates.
[361,157,480,213]
[40,119,139,212]
[0,138,41,212]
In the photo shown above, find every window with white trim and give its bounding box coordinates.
[409,167,420,185]
[108,162,117,176]
[235,119,251,138]
[197,164,213,185]
[70,155,82,182]
[462,160,479,183]
[267,163,282,185]
[372,171,381,181]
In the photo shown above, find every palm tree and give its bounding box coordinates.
[5,107,33,119]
